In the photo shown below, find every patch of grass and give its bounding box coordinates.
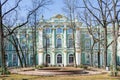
[78,64,88,69]
[36,65,44,69]
[0,74,120,80]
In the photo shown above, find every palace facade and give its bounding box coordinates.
[3,14,120,67]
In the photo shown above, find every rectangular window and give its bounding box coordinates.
[67,28,73,34]
[85,34,89,38]
[85,40,90,49]
[56,28,63,34]
[46,28,51,33]
[68,38,73,48]
[43,38,51,48]
[56,38,62,48]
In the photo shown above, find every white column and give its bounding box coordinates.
[38,53,43,65]
[51,52,55,65]
[52,25,55,48]
[18,58,20,66]
[38,28,43,65]
[64,52,67,66]
[64,25,67,48]
[38,28,43,49]
[76,52,81,65]
[100,52,103,66]
[75,28,80,48]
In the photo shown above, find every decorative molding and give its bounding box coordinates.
[63,28,67,30]
[38,28,43,31]
[51,28,56,30]
[64,49,67,53]
[76,49,81,53]
[56,34,62,38]
[76,27,80,30]
[38,49,44,53]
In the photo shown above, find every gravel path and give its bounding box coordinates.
[9,67,109,76]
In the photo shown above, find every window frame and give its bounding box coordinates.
[57,54,62,64]
[67,28,73,34]
[69,54,74,64]
[56,27,63,34]
[56,38,62,48]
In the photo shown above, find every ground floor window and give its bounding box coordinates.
[46,54,50,63]
[69,54,73,63]
[57,54,62,63]
[29,54,34,66]
[13,54,17,66]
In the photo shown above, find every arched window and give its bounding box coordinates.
[56,38,62,48]
[67,28,73,34]
[69,54,74,63]
[46,54,50,63]
[56,27,63,34]
[68,38,73,48]
[57,54,62,63]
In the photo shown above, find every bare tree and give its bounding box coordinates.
[29,0,52,67]
[63,0,79,67]
[0,0,52,74]
[106,0,120,76]
[79,9,102,67]
[81,0,112,68]
[81,0,120,76]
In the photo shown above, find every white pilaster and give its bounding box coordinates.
[75,28,80,48]
[76,52,81,65]
[51,52,55,65]
[18,58,20,66]
[38,28,43,49]
[64,52,67,66]
[38,53,43,65]
[52,25,55,48]
[64,25,67,48]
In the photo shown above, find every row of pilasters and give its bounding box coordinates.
[37,51,81,66]
[37,26,81,66]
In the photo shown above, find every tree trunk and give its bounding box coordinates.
[0,1,7,75]
[98,52,100,68]
[103,27,107,68]
[112,22,117,76]
[73,28,77,67]
[91,53,93,66]
[12,36,23,67]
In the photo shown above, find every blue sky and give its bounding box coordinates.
[43,0,65,19]
[3,0,65,23]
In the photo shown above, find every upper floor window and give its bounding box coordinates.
[46,28,51,33]
[85,40,90,49]
[85,33,89,38]
[47,38,51,48]
[43,37,51,48]
[56,27,63,34]
[56,38,62,48]
[93,33,98,38]
[68,38,73,48]
[67,28,73,34]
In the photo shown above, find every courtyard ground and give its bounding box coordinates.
[0,74,120,80]
[0,67,120,80]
